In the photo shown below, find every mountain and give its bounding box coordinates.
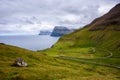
[43,4,120,80]
[88,3,120,31]
[39,30,51,35]
[46,3,120,75]
[53,3,120,52]
[51,26,75,36]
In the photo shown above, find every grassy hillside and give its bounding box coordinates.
[44,4,120,67]
[0,3,120,80]
[39,4,120,80]
[0,43,120,80]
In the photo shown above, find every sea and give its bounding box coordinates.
[0,35,60,51]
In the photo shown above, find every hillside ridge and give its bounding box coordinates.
[85,3,120,31]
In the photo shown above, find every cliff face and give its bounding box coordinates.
[51,26,74,36]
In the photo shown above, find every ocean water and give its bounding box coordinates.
[0,35,59,51]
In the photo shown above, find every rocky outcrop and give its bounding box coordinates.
[51,26,75,36]
[13,58,28,67]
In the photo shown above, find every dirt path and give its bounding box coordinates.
[57,56,120,69]
[56,49,120,69]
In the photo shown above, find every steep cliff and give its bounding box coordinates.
[51,26,74,36]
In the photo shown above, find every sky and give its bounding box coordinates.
[0,0,119,35]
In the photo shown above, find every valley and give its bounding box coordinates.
[0,3,120,80]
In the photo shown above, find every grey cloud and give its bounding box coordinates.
[0,0,119,35]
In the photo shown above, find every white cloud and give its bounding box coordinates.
[60,14,80,23]
[0,0,119,35]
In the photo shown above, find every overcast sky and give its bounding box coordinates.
[0,0,119,35]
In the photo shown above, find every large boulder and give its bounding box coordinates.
[13,58,28,67]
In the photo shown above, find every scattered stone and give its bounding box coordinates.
[13,58,28,67]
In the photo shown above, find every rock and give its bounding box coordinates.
[13,58,28,67]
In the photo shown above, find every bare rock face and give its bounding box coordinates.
[13,58,28,67]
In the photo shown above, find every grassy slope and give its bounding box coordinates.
[38,25,120,80]
[51,4,120,58]
[46,25,120,65]
[0,43,120,80]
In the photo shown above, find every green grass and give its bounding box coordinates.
[0,43,120,80]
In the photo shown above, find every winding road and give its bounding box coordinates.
[56,49,120,69]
